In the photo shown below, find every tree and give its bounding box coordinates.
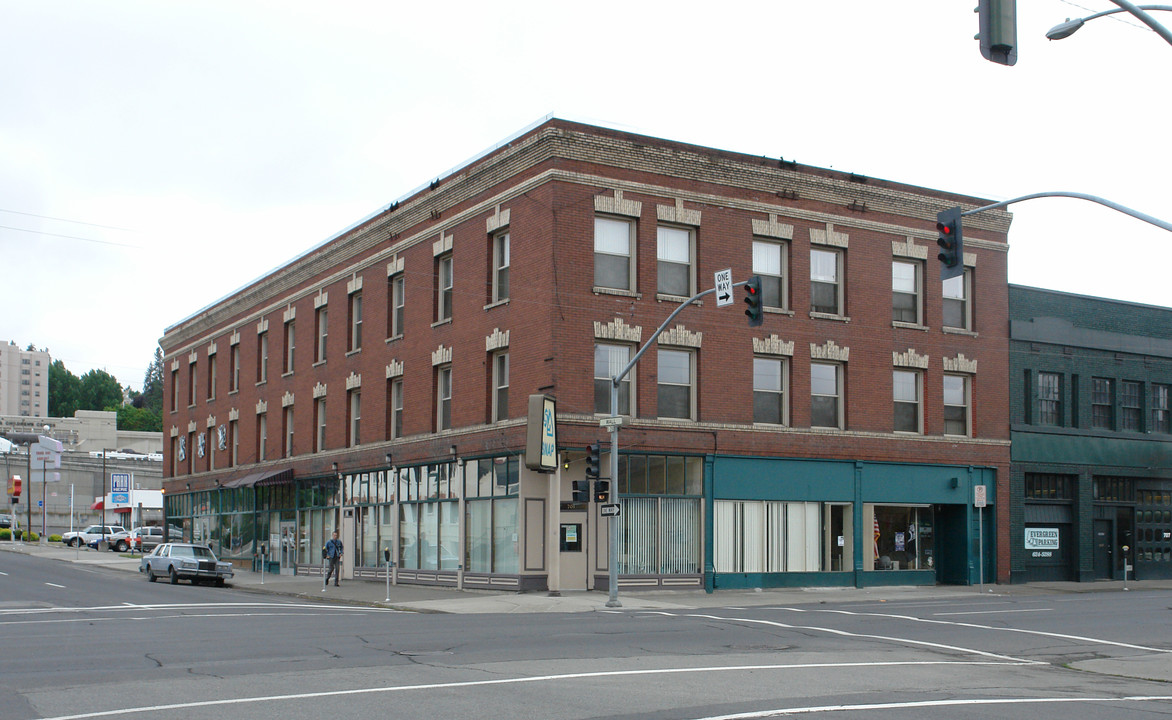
[48,360,81,418]
[140,347,164,417]
[117,404,160,432]
[78,369,123,412]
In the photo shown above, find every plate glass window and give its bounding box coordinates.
[657,226,692,297]
[810,249,841,315]
[657,348,694,420]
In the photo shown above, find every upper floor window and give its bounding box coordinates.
[943,374,970,436]
[657,225,693,297]
[349,292,363,352]
[388,378,404,440]
[657,348,694,420]
[1037,372,1062,425]
[436,254,453,323]
[257,331,269,384]
[257,412,267,461]
[893,369,921,433]
[229,419,238,467]
[170,368,178,412]
[753,356,788,425]
[491,232,510,304]
[892,260,921,325]
[207,354,217,401]
[491,351,509,423]
[283,320,295,374]
[188,361,197,407]
[283,406,294,458]
[436,365,452,431]
[388,274,405,339]
[810,362,843,429]
[315,306,328,363]
[1153,383,1170,434]
[230,344,240,393]
[753,239,788,311]
[1092,377,1114,429]
[348,390,361,447]
[942,270,971,331]
[810,249,842,316]
[595,343,632,415]
[314,398,327,453]
[1122,380,1142,431]
[594,217,634,291]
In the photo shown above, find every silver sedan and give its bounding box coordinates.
[139,543,234,586]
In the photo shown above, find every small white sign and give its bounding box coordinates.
[599,416,623,429]
[1024,527,1059,550]
[974,485,987,508]
[714,268,733,307]
[601,503,621,517]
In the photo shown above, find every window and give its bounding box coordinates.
[810,248,842,316]
[436,365,452,431]
[283,320,295,374]
[943,374,969,436]
[753,356,788,425]
[942,270,971,330]
[229,419,238,467]
[491,352,509,423]
[1092,377,1114,429]
[753,239,788,310]
[594,216,634,291]
[810,363,842,429]
[387,379,404,440]
[257,331,268,384]
[349,292,363,352]
[436,254,453,322]
[491,232,509,303]
[230,344,240,393]
[170,368,178,412]
[1153,384,1170,434]
[595,343,632,415]
[657,226,692,297]
[256,413,267,461]
[188,361,197,407]
[893,370,921,433]
[388,273,405,339]
[348,390,361,447]
[892,260,921,325]
[315,306,328,363]
[1122,381,1142,431]
[207,354,217,401]
[1025,473,1075,500]
[1037,372,1062,425]
[283,406,294,458]
[714,501,848,573]
[314,398,327,453]
[657,348,694,420]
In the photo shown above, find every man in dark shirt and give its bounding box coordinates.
[323,530,343,589]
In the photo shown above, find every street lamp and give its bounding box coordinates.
[1046,4,1172,46]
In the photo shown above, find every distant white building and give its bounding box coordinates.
[0,342,49,417]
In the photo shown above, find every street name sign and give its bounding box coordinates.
[599,416,623,429]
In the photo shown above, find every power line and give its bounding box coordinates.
[0,224,143,249]
[0,208,137,232]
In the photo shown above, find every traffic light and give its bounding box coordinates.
[571,480,591,504]
[594,480,610,503]
[8,476,21,503]
[977,0,1017,66]
[936,207,965,281]
[743,275,763,327]
[585,442,601,480]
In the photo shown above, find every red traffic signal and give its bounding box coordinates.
[936,207,964,281]
[743,275,763,327]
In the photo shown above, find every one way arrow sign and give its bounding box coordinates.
[714,268,733,307]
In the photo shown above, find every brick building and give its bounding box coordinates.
[1010,285,1172,583]
[160,119,1011,591]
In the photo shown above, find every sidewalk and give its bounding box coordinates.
[5,540,1172,614]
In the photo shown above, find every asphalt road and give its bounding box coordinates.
[3,552,1172,720]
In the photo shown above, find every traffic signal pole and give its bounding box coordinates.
[604,281,746,607]
[959,191,1172,233]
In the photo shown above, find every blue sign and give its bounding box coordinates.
[111,473,131,493]
[112,493,129,504]
[37,500,43,507]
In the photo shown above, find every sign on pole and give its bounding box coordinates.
[974,485,987,508]
[111,473,131,494]
[599,416,623,429]
[601,503,621,517]
[714,269,733,307]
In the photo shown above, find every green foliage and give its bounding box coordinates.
[49,534,62,542]
[24,531,38,542]
[79,369,123,412]
[141,347,164,417]
[49,359,82,418]
[117,404,161,432]
[2,529,39,541]
[0,529,9,541]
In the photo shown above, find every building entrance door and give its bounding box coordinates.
[1094,519,1113,579]
[278,518,296,574]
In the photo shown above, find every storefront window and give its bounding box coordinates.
[713,501,849,573]
[870,505,933,570]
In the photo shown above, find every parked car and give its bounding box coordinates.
[140,543,234,586]
[0,513,12,529]
[127,526,165,552]
[87,530,131,552]
[61,525,127,547]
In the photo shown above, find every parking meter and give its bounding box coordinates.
[383,547,390,563]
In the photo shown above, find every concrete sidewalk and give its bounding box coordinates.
[5,539,1171,614]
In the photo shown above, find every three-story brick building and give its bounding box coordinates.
[160,119,1012,591]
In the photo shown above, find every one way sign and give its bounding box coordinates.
[714,268,733,307]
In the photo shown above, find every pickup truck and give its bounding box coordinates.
[61,525,127,548]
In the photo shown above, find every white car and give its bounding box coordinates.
[61,525,127,547]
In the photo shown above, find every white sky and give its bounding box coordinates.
[1,1,1168,393]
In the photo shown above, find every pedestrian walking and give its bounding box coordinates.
[323,530,343,590]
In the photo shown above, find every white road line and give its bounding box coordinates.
[776,607,1172,654]
[933,608,1052,616]
[44,582,66,588]
[639,610,1040,665]
[690,695,1172,719]
[0,601,395,616]
[32,661,1029,720]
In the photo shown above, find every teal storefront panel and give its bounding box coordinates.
[713,456,855,501]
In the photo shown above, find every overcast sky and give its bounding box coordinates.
[2,1,1168,393]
